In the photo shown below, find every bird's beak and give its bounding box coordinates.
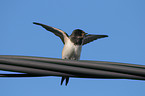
[84,33,88,36]
[85,33,88,35]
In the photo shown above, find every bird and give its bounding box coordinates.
[33,22,108,85]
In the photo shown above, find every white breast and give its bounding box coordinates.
[62,39,82,60]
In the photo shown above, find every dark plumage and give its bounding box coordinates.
[70,29,86,45]
[33,22,108,85]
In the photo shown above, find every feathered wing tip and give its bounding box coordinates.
[33,22,69,44]
[83,34,108,45]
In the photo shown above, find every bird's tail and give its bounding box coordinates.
[60,77,69,86]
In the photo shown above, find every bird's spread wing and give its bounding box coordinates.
[33,22,69,44]
[83,34,108,45]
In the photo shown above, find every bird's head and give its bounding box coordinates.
[70,29,87,37]
[70,29,87,45]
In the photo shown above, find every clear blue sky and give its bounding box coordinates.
[0,0,145,96]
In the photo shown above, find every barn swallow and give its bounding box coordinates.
[33,22,108,85]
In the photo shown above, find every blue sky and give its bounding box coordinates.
[0,0,145,96]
